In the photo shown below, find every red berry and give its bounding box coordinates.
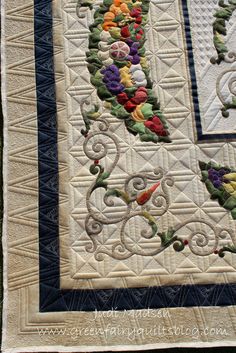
[130,8,141,17]
[136,34,142,40]
[134,23,140,29]
[138,87,147,92]
[214,250,219,254]
[135,16,142,24]
[184,240,189,245]
[131,89,147,104]
[144,117,164,135]
[152,116,163,127]
[144,120,154,130]
[159,130,168,137]
[121,26,130,38]
[117,92,129,105]
[124,100,137,112]
[94,160,99,165]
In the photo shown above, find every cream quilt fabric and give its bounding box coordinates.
[2,0,236,351]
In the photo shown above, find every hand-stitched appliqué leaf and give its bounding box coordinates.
[199,160,236,218]
[81,0,171,143]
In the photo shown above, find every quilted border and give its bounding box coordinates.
[36,0,236,312]
[0,51,3,346]
[182,1,236,141]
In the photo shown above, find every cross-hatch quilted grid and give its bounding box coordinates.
[2,0,236,350]
[58,0,236,291]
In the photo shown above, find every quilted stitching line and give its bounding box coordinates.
[81,112,186,259]
[211,0,236,65]
[37,0,236,312]
[181,0,236,141]
[80,0,172,143]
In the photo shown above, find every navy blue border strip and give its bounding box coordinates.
[35,0,236,312]
[182,0,236,141]
[34,0,61,309]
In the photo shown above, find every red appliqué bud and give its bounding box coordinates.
[135,16,142,24]
[117,92,129,105]
[120,26,131,38]
[124,100,137,112]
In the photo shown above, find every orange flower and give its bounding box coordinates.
[102,21,117,31]
[136,182,161,205]
[104,11,115,21]
[120,3,130,13]
[109,4,122,15]
[114,0,122,6]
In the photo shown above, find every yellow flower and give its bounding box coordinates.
[224,173,236,181]
[223,182,234,194]
[104,101,112,109]
[120,66,133,87]
[120,75,133,87]
[140,57,149,69]
[229,181,236,190]
[121,0,132,4]
[131,104,145,122]
[132,1,142,7]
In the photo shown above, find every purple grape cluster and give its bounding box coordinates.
[208,168,228,188]
[129,43,139,55]
[125,41,140,64]
[129,54,140,65]
[101,65,125,95]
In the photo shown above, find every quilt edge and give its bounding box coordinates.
[2,340,236,352]
[1,0,9,349]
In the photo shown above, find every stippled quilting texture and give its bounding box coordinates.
[2,0,236,351]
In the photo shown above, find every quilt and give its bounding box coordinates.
[2,0,236,351]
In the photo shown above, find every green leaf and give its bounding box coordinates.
[103,0,113,7]
[97,171,110,182]
[212,1,236,63]
[124,86,137,96]
[90,164,103,175]
[92,170,110,192]
[142,211,158,237]
[140,133,159,143]
[232,97,236,105]
[111,104,130,120]
[223,195,236,210]
[213,21,227,35]
[97,85,113,100]
[158,228,176,246]
[90,70,103,87]
[113,13,125,23]
[141,103,154,119]
[214,8,232,20]
[231,207,236,219]
[201,170,209,182]
[199,161,208,171]
[132,122,146,134]
[105,189,131,204]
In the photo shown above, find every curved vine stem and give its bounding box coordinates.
[211,0,236,65]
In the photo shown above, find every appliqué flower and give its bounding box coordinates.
[144,116,168,136]
[199,161,236,220]
[86,0,171,143]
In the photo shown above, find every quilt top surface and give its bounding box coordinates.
[2,0,236,350]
